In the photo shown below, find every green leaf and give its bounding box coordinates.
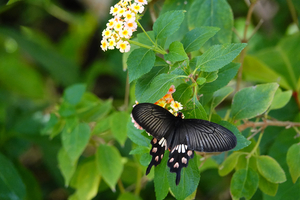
[117,192,142,200]
[201,71,218,83]
[182,26,219,53]
[193,43,247,72]
[185,95,208,120]
[153,10,185,40]
[61,122,91,164]
[168,155,200,200]
[258,174,278,196]
[139,152,151,166]
[269,89,293,111]
[218,121,251,151]
[129,146,149,155]
[256,155,286,183]
[196,77,206,86]
[139,73,180,103]
[41,113,64,138]
[173,83,193,105]
[58,102,76,117]
[96,144,124,191]
[77,97,112,122]
[127,121,151,147]
[286,143,300,183]
[127,48,156,83]
[92,117,110,135]
[58,148,77,186]
[230,168,259,200]
[135,66,168,101]
[243,55,290,89]
[137,31,155,46]
[0,153,26,200]
[70,159,100,200]
[219,152,243,176]
[211,86,234,109]
[231,83,279,120]
[256,33,300,90]
[200,62,240,93]
[154,151,170,200]
[63,83,86,105]
[164,41,188,62]
[110,112,129,146]
[188,0,233,47]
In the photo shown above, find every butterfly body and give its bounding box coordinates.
[131,103,237,185]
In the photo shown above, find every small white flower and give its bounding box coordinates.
[119,28,132,39]
[117,40,130,53]
[135,0,148,6]
[108,38,116,50]
[100,39,108,51]
[114,21,123,31]
[130,3,144,13]
[124,21,137,31]
[170,101,183,112]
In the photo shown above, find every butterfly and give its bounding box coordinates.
[131,103,237,185]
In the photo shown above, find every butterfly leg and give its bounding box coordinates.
[146,137,167,175]
[167,144,194,185]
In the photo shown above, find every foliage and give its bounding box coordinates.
[0,0,300,200]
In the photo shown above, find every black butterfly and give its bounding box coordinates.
[131,103,237,185]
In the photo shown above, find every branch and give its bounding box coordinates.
[238,120,300,131]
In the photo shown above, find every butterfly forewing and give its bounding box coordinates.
[178,119,237,152]
[131,103,176,139]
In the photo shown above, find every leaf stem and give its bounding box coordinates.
[246,131,263,159]
[238,120,300,131]
[127,39,167,55]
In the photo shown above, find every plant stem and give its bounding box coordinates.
[238,120,300,131]
[236,0,260,92]
[246,132,263,159]
[287,0,300,30]
[134,165,142,195]
[127,39,167,54]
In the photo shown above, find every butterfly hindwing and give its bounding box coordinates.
[146,138,167,175]
[167,144,194,185]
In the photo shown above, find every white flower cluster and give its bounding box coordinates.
[101,0,148,53]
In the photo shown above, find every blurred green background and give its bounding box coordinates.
[0,0,299,199]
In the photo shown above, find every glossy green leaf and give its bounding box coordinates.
[139,73,180,103]
[164,41,188,62]
[185,95,208,120]
[182,26,219,53]
[0,153,26,200]
[110,112,129,146]
[200,62,240,93]
[168,155,200,200]
[127,48,156,83]
[70,159,100,200]
[286,143,300,183]
[243,55,290,89]
[127,121,151,147]
[188,0,233,47]
[153,10,185,40]
[63,83,86,105]
[96,144,124,191]
[92,117,110,135]
[137,31,155,46]
[154,151,170,200]
[201,71,218,83]
[58,148,77,186]
[256,155,286,183]
[193,43,246,72]
[173,83,193,105]
[258,174,278,196]
[219,152,243,176]
[256,33,300,90]
[269,89,292,111]
[211,86,234,108]
[61,122,91,164]
[41,113,64,138]
[135,66,168,101]
[139,152,151,166]
[231,83,279,120]
[218,121,251,151]
[230,168,259,200]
